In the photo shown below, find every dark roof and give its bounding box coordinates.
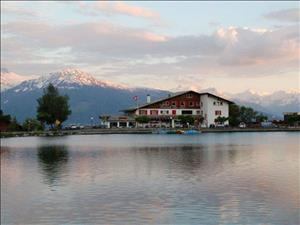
[122,90,234,112]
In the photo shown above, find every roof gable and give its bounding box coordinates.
[139,90,200,109]
[122,90,234,112]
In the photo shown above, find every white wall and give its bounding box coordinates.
[202,95,229,126]
[133,94,230,127]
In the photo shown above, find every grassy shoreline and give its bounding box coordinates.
[1,127,300,138]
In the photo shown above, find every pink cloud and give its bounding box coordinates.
[112,1,159,20]
[80,1,161,22]
[138,32,167,42]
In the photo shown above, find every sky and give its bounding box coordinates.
[1,1,299,94]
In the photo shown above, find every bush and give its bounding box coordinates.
[135,116,150,124]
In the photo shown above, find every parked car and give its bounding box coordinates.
[70,124,78,130]
[239,122,246,128]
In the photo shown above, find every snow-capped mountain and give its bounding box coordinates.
[12,68,127,93]
[199,88,300,117]
[1,68,299,122]
[230,90,300,117]
[229,89,299,106]
[0,68,33,91]
[1,69,169,123]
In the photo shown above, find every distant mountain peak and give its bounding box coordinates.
[0,69,33,91]
[9,68,128,92]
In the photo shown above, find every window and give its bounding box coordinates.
[215,110,222,116]
[139,110,147,115]
[189,102,194,107]
[166,101,169,106]
[180,101,185,107]
[150,110,158,115]
[160,110,169,115]
[213,101,216,105]
[196,110,200,114]
[172,101,176,107]
[220,102,223,105]
[186,93,193,98]
[182,110,193,115]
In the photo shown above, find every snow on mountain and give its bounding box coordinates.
[199,87,300,117]
[229,89,300,117]
[0,68,33,91]
[11,68,129,93]
[230,89,300,107]
[2,68,299,120]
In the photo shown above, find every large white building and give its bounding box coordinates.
[124,90,234,128]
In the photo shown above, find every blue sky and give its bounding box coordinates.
[1,1,299,93]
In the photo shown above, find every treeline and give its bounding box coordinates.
[228,104,268,126]
[0,111,44,131]
[0,84,71,132]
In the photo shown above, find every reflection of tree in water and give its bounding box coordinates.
[37,145,69,186]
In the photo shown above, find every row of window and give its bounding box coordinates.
[161,101,200,107]
[139,110,205,116]
[213,101,223,106]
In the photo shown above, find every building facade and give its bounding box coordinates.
[123,90,233,128]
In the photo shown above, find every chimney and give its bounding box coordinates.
[147,94,151,103]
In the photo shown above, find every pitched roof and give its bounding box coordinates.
[122,90,234,112]
[199,92,234,104]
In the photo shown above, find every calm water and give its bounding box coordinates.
[1,132,299,225]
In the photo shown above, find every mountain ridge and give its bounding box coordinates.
[1,69,299,122]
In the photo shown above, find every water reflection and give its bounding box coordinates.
[0,146,11,155]
[131,145,240,177]
[37,145,69,186]
[1,133,299,225]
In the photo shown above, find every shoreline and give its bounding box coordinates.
[1,127,300,138]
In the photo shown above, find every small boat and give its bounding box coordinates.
[184,129,201,135]
[175,130,184,134]
[153,129,201,135]
[153,129,183,134]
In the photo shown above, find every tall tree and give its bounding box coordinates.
[229,104,241,126]
[229,104,268,127]
[37,84,71,129]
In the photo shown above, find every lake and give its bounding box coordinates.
[1,132,299,225]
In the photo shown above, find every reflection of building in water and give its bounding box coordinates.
[37,145,69,186]
[129,145,240,177]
